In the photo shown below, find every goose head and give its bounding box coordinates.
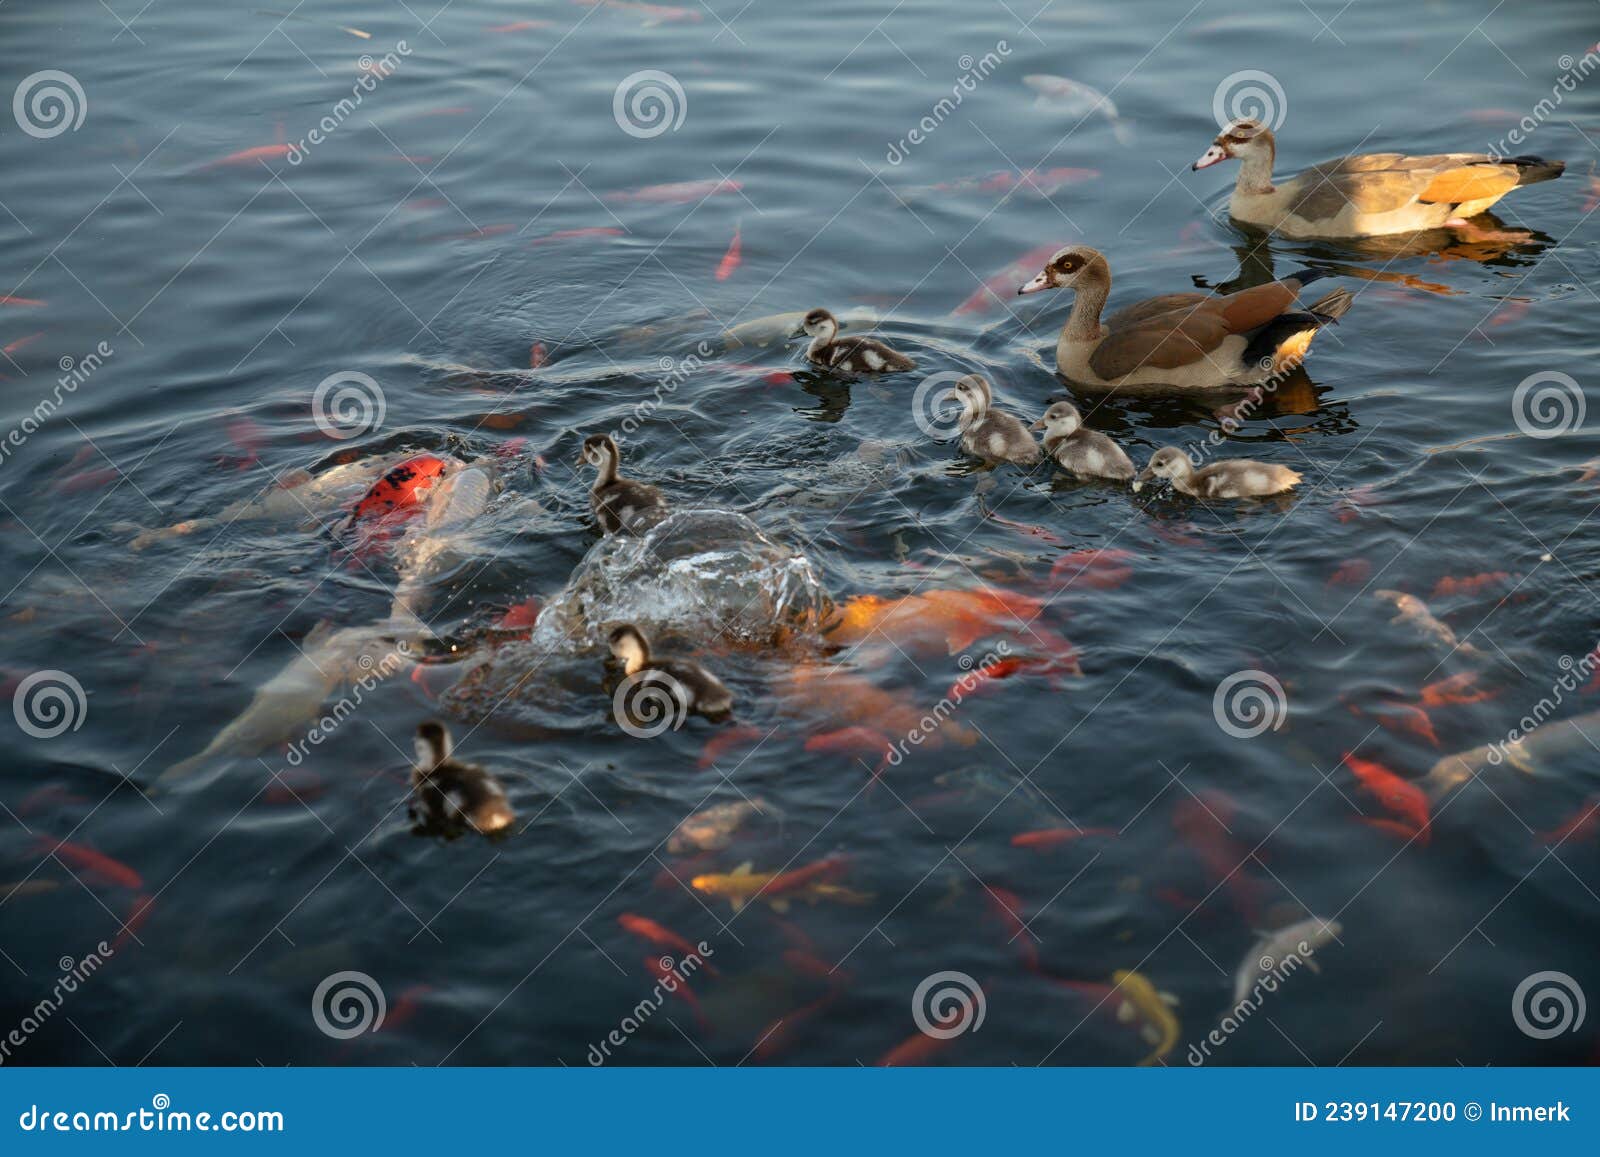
[1030,400,1083,439]
[414,719,453,771]
[1018,245,1110,296]
[951,374,992,421]
[800,307,839,343]
[1193,117,1274,171]
[579,432,621,476]
[1132,446,1196,492]
[608,623,652,675]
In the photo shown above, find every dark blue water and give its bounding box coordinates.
[1,0,1597,1066]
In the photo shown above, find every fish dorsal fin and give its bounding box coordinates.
[732,861,754,877]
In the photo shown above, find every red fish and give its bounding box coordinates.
[752,991,836,1062]
[528,342,548,368]
[1431,572,1511,600]
[1010,827,1117,850]
[112,893,155,953]
[1170,792,1267,923]
[381,983,433,1031]
[877,1031,952,1066]
[0,296,45,307]
[1583,175,1600,214]
[3,331,45,356]
[1343,752,1431,841]
[604,178,741,205]
[1482,299,1530,330]
[643,955,709,1032]
[804,727,892,774]
[1048,548,1134,590]
[38,838,143,890]
[488,19,553,32]
[348,455,449,523]
[715,226,742,281]
[618,913,719,976]
[984,510,1064,545]
[1326,558,1372,587]
[953,242,1061,315]
[697,723,764,770]
[1420,671,1497,708]
[52,466,119,495]
[983,884,1039,972]
[1538,797,1600,846]
[17,784,90,816]
[576,0,702,23]
[496,598,541,631]
[766,856,849,897]
[202,143,292,169]
[527,226,625,247]
[945,656,1035,700]
[1345,697,1439,747]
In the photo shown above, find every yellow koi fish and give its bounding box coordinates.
[1111,969,1180,1066]
[690,860,874,913]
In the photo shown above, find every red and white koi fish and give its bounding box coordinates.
[715,225,742,281]
[347,454,451,524]
[604,178,741,205]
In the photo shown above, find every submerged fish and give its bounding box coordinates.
[1111,969,1179,1066]
[1023,75,1131,142]
[604,178,740,204]
[690,859,871,913]
[1375,590,1483,661]
[953,243,1061,316]
[667,798,774,854]
[1232,917,1341,1005]
[1343,752,1431,839]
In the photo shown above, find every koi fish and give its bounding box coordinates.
[36,838,143,890]
[945,656,1033,700]
[3,331,45,356]
[1539,796,1600,846]
[201,143,292,169]
[823,586,1049,655]
[642,955,709,1033]
[1023,75,1128,142]
[1326,558,1371,587]
[767,855,850,897]
[1375,590,1483,660]
[347,454,451,524]
[1343,752,1431,839]
[17,784,90,816]
[618,913,719,976]
[696,725,765,771]
[1431,571,1512,600]
[0,296,46,307]
[1343,696,1439,747]
[752,990,837,1062]
[1048,547,1134,590]
[804,727,892,773]
[952,242,1062,315]
[690,860,871,913]
[715,226,742,280]
[983,884,1039,972]
[1170,792,1267,924]
[1233,917,1340,1004]
[488,19,554,32]
[782,665,977,751]
[576,0,702,23]
[435,224,519,242]
[877,1031,953,1066]
[1110,969,1179,1066]
[1420,671,1497,708]
[526,226,625,246]
[112,894,155,952]
[668,797,772,854]
[1584,174,1600,214]
[528,342,548,368]
[1010,827,1117,850]
[604,178,740,204]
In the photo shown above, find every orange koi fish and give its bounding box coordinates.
[347,455,449,524]
[202,142,292,169]
[488,19,554,32]
[823,586,1048,655]
[1419,671,1496,708]
[696,724,764,770]
[643,954,709,1032]
[1343,752,1431,840]
[1344,697,1439,747]
[3,331,45,356]
[1048,548,1134,590]
[618,913,718,976]
[36,838,143,890]
[715,226,742,281]
[1326,558,1371,587]
[804,727,892,773]
[1010,827,1117,850]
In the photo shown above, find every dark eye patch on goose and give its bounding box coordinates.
[1053,255,1080,273]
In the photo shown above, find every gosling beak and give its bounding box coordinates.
[1029,418,1047,432]
[1017,270,1052,296]
[1191,144,1228,171]
[1131,466,1155,493]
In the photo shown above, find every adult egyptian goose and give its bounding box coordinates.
[1193,118,1564,239]
[1017,245,1351,390]
[801,308,916,374]
[952,374,1041,466]
[1133,446,1300,499]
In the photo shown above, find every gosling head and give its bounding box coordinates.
[1132,446,1196,492]
[801,307,839,341]
[1018,245,1109,295]
[579,432,620,473]
[414,720,453,770]
[1192,117,1274,171]
[951,374,992,419]
[1030,401,1083,438]
[608,623,652,675]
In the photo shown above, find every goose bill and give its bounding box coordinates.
[1191,144,1227,171]
[1017,270,1051,295]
